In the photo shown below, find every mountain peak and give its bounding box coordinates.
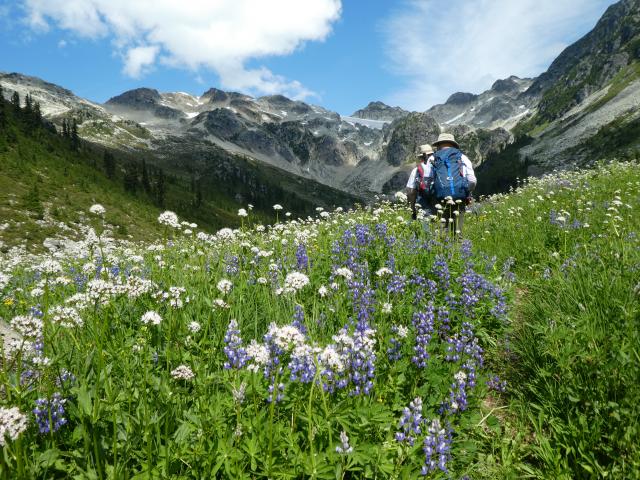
[445,92,478,105]
[351,101,409,121]
[106,88,161,106]
[491,77,520,93]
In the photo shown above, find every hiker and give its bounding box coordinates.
[406,144,435,220]
[425,133,476,235]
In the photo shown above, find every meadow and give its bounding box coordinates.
[0,160,638,479]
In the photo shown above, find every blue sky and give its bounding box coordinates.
[0,0,617,114]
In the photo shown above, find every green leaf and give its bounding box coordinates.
[76,385,93,417]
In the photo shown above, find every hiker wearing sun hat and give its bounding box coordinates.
[423,133,477,235]
[406,144,436,220]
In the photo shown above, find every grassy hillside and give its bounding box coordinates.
[0,158,637,478]
[0,93,167,249]
[466,160,640,478]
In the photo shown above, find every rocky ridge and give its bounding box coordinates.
[426,76,536,131]
[1,73,515,197]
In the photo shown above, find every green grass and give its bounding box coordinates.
[464,161,640,478]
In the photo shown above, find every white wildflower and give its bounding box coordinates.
[171,365,195,381]
[188,321,201,333]
[283,272,309,293]
[376,267,393,277]
[335,267,353,281]
[267,323,305,350]
[0,407,29,446]
[238,208,248,217]
[213,299,230,309]
[454,371,467,384]
[49,306,83,328]
[216,228,236,242]
[89,204,106,216]
[10,315,43,338]
[141,311,162,326]
[273,204,283,211]
[395,325,409,339]
[394,191,407,203]
[318,345,344,372]
[217,279,233,295]
[158,211,180,228]
[246,340,270,372]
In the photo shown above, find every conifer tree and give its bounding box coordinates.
[141,159,151,194]
[71,118,80,150]
[11,92,20,113]
[156,168,166,207]
[33,102,42,125]
[123,166,139,194]
[0,86,5,130]
[24,94,33,116]
[103,150,116,179]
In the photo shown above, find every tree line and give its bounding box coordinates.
[0,85,167,207]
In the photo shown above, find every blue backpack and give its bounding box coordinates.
[432,148,469,200]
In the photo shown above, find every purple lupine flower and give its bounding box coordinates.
[436,306,451,336]
[412,306,435,368]
[443,367,476,414]
[56,369,76,387]
[501,257,516,282]
[349,278,375,326]
[267,382,285,403]
[410,274,437,306]
[387,325,408,361]
[20,369,40,386]
[335,430,353,454]
[223,319,248,369]
[460,239,473,261]
[33,393,67,434]
[386,254,396,271]
[326,323,376,396]
[295,243,309,271]
[387,274,407,295]
[487,375,507,392]
[482,254,497,273]
[395,397,424,446]
[288,344,316,383]
[291,305,307,336]
[224,255,240,276]
[375,223,388,239]
[354,224,372,246]
[432,255,450,291]
[421,418,451,475]
[445,322,484,366]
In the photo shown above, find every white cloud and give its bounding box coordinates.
[22,0,341,99]
[382,0,615,110]
[123,45,159,78]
